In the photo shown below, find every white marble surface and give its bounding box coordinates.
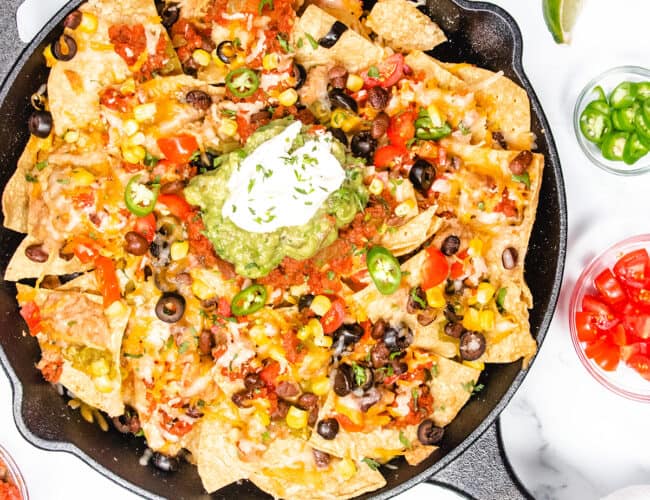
[2,0,650,499]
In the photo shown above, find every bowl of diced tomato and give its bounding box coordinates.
[570,234,650,401]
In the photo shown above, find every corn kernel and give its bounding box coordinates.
[134,103,157,123]
[93,376,113,393]
[249,325,271,346]
[340,114,362,133]
[255,409,271,427]
[79,12,98,33]
[122,145,146,164]
[89,359,109,377]
[268,345,286,364]
[43,45,56,67]
[80,404,94,423]
[462,360,485,371]
[425,286,446,308]
[64,130,79,143]
[123,119,139,137]
[105,300,127,319]
[127,131,146,147]
[426,104,443,127]
[330,109,349,129]
[311,376,330,396]
[394,199,415,217]
[70,167,95,187]
[462,307,481,331]
[193,49,212,67]
[262,53,280,71]
[310,101,331,122]
[171,241,189,261]
[468,238,483,257]
[346,74,364,92]
[368,177,384,195]
[297,326,311,342]
[192,279,214,300]
[313,334,333,348]
[219,118,238,137]
[336,458,357,480]
[286,405,309,429]
[310,295,331,316]
[278,88,298,107]
[479,310,495,331]
[120,78,136,95]
[95,410,109,431]
[475,282,495,306]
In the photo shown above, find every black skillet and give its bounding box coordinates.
[0,0,567,498]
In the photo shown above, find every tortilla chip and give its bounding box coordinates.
[444,64,533,150]
[404,51,466,91]
[292,5,385,72]
[366,0,446,52]
[4,236,92,281]
[404,444,436,466]
[16,284,130,416]
[428,354,480,427]
[381,205,442,257]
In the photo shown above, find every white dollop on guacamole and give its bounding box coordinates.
[222,120,345,233]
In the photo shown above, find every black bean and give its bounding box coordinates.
[441,235,461,256]
[359,388,381,412]
[444,322,465,339]
[502,247,518,269]
[186,406,203,419]
[276,380,300,399]
[459,330,486,361]
[232,389,254,408]
[312,449,331,468]
[444,303,462,323]
[52,34,77,61]
[350,131,377,162]
[297,392,318,410]
[383,324,413,351]
[112,411,140,434]
[198,329,214,355]
[333,323,364,347]
[334,364,353,396]
[371,342,391,368]
[298,294,315,312]
[155,292,186,323]
[328,65,347,89]
[318,21,348,48]
[157,2,180,27]
[327,127,348,147]
[28,110,52,138]
[409,158,436,195]
[391,360,408,376]
[250,110,272,124]
[367,86,389,110]
[216,40,236,64]
[371,319,387,340]
[244,372,264,390]
[124,231,149,256]
[416,309,436,326]
[293,63,307,90]
[151,452,179,472]
[25,243,48,263]
[186,90,212,110]
[63,10,82,29]
[407,287,427,313]
[370,112,390,139]
[160,180,185,195]
[270,399,289,420]
[492,131,508,149]
[317,418,339,440]
[509,150,533,175]
[308,406,319,427]
[329,89,358,113]
[417,419,444,445]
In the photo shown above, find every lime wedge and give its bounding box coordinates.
[542,0,583,44]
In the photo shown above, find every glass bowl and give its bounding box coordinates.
[573,65,650,176]
[569,234,650,402]
[0,444,29,499]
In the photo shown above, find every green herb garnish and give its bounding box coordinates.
[362,457,381,471]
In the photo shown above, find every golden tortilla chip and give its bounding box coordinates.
[366,0,446,52]
[16,284,130,416]
[292,5,385,72]
[404,51,466,91]
[428,354,480,427]
[381,205,442,257]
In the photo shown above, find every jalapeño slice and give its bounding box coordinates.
[125,174,160,217]
[225,67,260,98]
[580,107,610,143]
[366,245,402,295]
[231,284,267,316]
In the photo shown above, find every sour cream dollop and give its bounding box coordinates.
[222,120,345,233]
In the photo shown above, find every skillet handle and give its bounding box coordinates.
[427,419,532,500]
[0,0,29,86]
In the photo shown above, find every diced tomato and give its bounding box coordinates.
[621,341,650,361]
[609,323,628,346]
[320,297,346,334]
[581,295,619,330]
[94,256,121,308]
[613,248,650,289]
[594,268,626,304]
[19,301,42,335]
[134,213,156,243]
[632,313,650,339]
[362,53,404,89]
[217,297,231,317]
[70,235,101,263]
[627,287,650,310]
[168,419,194,436]
[575,311,599,342]
[387,111,415,148]
[157,194,194,220]
[584,338,620,371]
[259,361,281,388]
[373,144,408,169]
[335,413,364,432]
[157,134,199,164]
[628,353,650,380]
[421,246,449,290]
[449,260,465,280]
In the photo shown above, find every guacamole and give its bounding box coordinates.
[184,119,368,278]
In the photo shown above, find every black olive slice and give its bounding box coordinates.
[155,292,186,323]
[350,131,377,162]
[158,2,180,28]
[334,364,353,396]
[417,419,444,445]
[333,323,364,347]
[327,127,348,147]
[317,418,339,440]
[216,40,236,64]
[318,21,348,48]
[409,158,436,195]
[52,34,77,61]
[28,110,53,138]
[441,235,461,256]
[293,63,307,90]
[151,452,179,472]
[328,89,358,113]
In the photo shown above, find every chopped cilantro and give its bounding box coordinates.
[399,430,412,450]
[258,0,274,14]
[410,287,426,308]
[178,341,191,354]
[367,66,380,78]
[477,201,485,211]
[166,335,175,349]
[296,38,304,48]
[261,431,271,443]
[305,33,319,49]
[144,150,159,167]
[458,122,471,135]
[24,173,37,183]
[362,457,381,471]
[463,380,484,395]
[123,352,143,359]
[277,34,291,53]
[511,171,530,189]
[496,287,508,313]
[389,351,401,360]
[197,399,206,407]
[35,160,48,171]
[327,270,336,281]
[411,388,419,411]
[221,109,237,117]
[430,363,439,378]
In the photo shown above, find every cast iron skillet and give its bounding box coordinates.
[0,0,567,498]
